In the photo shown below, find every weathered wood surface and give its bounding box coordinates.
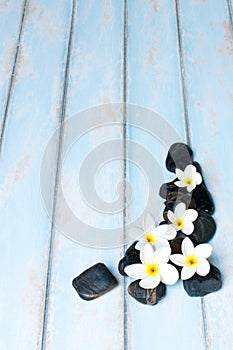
[0,0,232,349]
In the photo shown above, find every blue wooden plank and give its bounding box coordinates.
[0,1,71,349]
[179,0,233,348]
[126,1,205,349]
[0,0,25,143]
[43,1,125,349]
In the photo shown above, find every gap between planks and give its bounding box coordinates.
[40,1,76,349]
[122,1,129,350]
[226,0,233,32]
[0,0,28,159]
[174,1,209,350]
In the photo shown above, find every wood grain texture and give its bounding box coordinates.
[0,0,71,349]
[179,0,233,348]
[0,0,25,146]
[126,1,205,349]
[43,1,125,349]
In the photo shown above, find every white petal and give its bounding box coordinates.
[154,237,170,250]
[153,246,171,264]
[194,172,202,185]
[135,240,146,251]
[196,258,210,276]
[170,254,186,266]
[154,224,170,238]
[160,224,177,240]
[174,203,186,218]
[128,226,143,241]
[184,209,198,222]
[160,264,179,285]
[139,275,161,289]
[185,164,197,177]
[143,212,155,232]
[181,266,196,280]
[182,221,194,235]
[124,264,146,279]
[167,210,175,223]
[194,244,213,258]
[174,180,186,188]
[140,243,154,264]
[181,237,194,256]
[166,225,177,239]
[187,183,196,192]
[176,168,185,180]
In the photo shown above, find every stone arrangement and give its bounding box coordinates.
[119,143,222,305]
[72,143,222,305]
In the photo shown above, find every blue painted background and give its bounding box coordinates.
[0,0,233,349]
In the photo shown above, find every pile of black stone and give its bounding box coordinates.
[119,143,222,305]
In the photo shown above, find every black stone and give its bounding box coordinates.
[183,265,222,297]
[159,220,167,226]
[192,210,216,243]
[192,184,215,215]
[191,161,215,214]
[166,143,193,173]
[170,237,184,254]
[72,263,118,301]
[163,193,196,222]
[128,280,166,305]
[118,242,141,276]
[169,237,184,274]
[159,179,214,215]
[159,180,178,199]
[165,192,196,208]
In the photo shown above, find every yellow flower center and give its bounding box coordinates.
[146,263,159,276]
[174,218,185,229]
[184,177,193,185]
[185,255,198,267]
[145,232,156,243]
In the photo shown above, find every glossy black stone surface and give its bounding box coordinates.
[183,265,222,297]
[72,263,118,301]
[118,241,141,276]
[128,280,166,305]
[192,210,216,243]
[159,180,214,215]
[166,142,193,173]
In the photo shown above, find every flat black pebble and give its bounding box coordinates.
[128,280,166,305]
[192,210,216,243]
[72,263,118,301]
[118,241,140,276]
[183,265,222,297]
[166,143,193,173]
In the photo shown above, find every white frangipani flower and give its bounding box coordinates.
[125,244,179,289]
[135,225,176,251]
[175,164,202,192]
[170,237,213,280]
[134,213,177,251]
[167,202,198,236]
